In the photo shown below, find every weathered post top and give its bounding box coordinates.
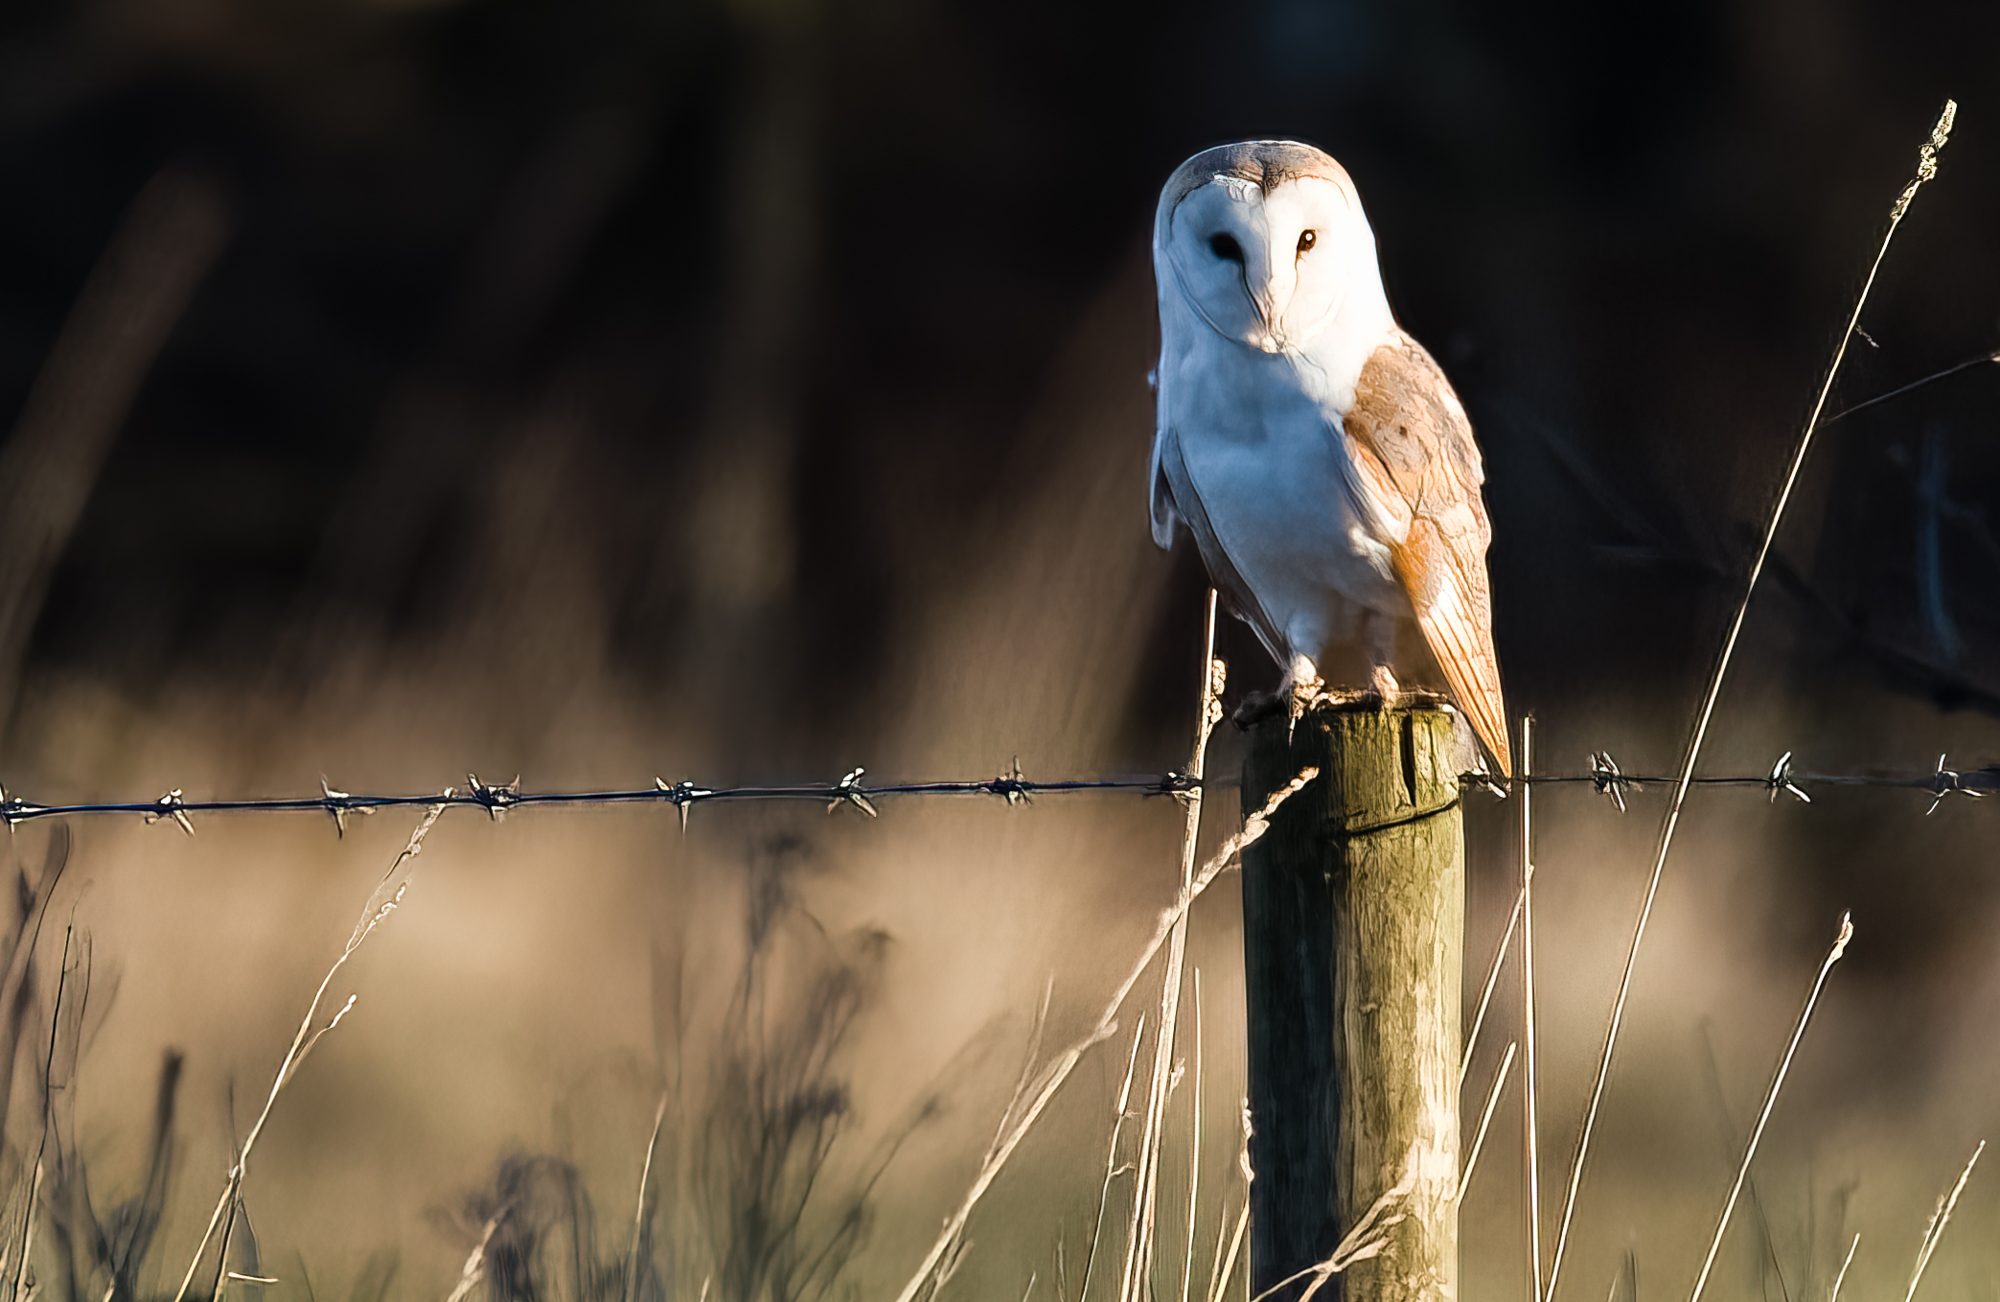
[1248,700,1463,827]
[1241,699,1464,1302]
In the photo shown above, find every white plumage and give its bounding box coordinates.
[1149,140,1512,773]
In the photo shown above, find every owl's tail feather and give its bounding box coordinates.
[1415,607,1511,777]
[1396,554,1513,777]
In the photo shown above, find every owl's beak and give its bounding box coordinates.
[1248,290,1286,353]
[1249,262,1293,353]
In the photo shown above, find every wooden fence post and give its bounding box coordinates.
[1240,700,1464,1301]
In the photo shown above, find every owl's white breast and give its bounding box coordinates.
[1155,290,1408,653]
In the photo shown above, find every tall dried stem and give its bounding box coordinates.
[1687,914,1853,1301]
[1547,100,1958,1297]
[1827,1234,1859,1302]
[1078,1017,1148,1302]
[889,769,1318,1302]
[8,926,71,1302]
[1179,970,1203,1302]
[1122,590,1222,1302]
[622,1092,670,1302]
[170,800,451,1302]
[1455,1041,1517,1209]
[1902,1141,1983,1301]
[1520,717,1544,1301]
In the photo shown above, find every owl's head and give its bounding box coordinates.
[1154,140,1385,355]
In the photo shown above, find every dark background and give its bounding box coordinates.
[7,0,1999,948]
[1,2,1999,1294]
[5,0,1997,738]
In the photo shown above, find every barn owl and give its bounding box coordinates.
[1148,140,1512,774]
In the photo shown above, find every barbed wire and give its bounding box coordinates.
[0,763,1192,836]
[0,750,1991,836]
[1461,750,1995,815]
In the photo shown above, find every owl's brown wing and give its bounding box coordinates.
[1339,331,1512,775]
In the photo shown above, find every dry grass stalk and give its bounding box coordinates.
[170,799,452,1302]
[9,926,74,1302]
[1246,1147,1416,1302]
[1687,912,1854,1301]
[1122,590,1223,1302]
[889,768,1318,1302]
[1078,1016,1148,1302]
[1178,970,1203,1302]
[1204,1199,1247,1302]
[1462,884,1523,1083]
[0,831,73,1180]
[1546,98,1959,1298]
[1828,1233,1859,1302]
[443,1211,504,1302]
[621,1092,670,1302]
[934,987,1061,1291]
[1519,717,1545,1302]
[1455,1040,1518,1208]
[9,1161,41,1302]
[1202,1103,1252,1302]
[1902,1140,1983,1301]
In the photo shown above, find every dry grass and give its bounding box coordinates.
[1121,591,1223,1302]
[889,766,1318,1302]
[1544,98,1961,1298]
[169,799,450,1302]
[1518,717,1545,1302]
[1686,913,1853,1302]
[1455,1041,1517,1211]
[1076,1016,1145,1302]
[1902,1140,1984,1301]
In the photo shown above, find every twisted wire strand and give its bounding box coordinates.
[0,751,1990,834]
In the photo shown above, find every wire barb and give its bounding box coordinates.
[1589,752,1630,813]
[146,788,195,836]
[828,767,879,818]
[1926,753,1984,816]
[653,777,708,833]
[1464,755,1508,801]
[1767,751,1811,804]
[1160,769,1202,808]
[465,773,520,821]
[0,783,29,830]
[319,778,370,837]
[989,758,1033,807]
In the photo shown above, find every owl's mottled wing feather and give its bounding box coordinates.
[1340,332,1512,774]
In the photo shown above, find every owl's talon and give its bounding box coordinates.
[1283,662,1325,740]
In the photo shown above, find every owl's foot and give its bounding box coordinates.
[1228,656,1326,732]
[1283,657,1327,740]
[1231,660,1405,732]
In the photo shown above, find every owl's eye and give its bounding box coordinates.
[1208,233,1244,263]
[1297,229,1318,253]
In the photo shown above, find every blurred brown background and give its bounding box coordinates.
[2,0,2000,1298]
